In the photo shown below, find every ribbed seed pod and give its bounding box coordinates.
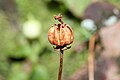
[48,14,74,49]
[48,23,74,46]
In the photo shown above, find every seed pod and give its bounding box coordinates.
[48,14,74,49]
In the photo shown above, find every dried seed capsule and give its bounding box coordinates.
[48,14,74,49]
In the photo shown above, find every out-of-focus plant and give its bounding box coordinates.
[107,0,120,8]
[63,0,91,18]
[5,13,49,79]
[7,63,29,80]
[30,65,48,80]
[22,14,41,39]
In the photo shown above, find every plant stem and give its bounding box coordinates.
[88,33,97,80]
[58,49,64,80]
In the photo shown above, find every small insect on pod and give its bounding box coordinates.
[48,14,74,50]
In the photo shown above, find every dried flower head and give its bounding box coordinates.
[48,14,74,50]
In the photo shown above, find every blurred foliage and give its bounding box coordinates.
[7,63,29,80]
[63,0,91,17]
[0,0,119,80]
[107,0,120,8]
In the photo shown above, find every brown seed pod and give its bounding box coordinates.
[48,14,74,50]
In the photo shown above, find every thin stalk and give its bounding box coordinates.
[58,49,64,80]
[88,33,97,80]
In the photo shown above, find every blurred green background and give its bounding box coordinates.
[0,0,120,80]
